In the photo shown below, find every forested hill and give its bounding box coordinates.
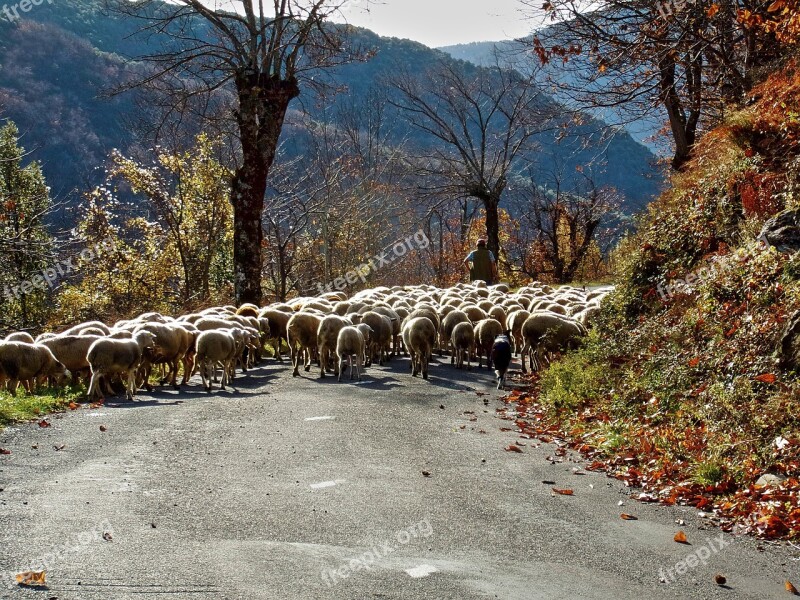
[0,0,662,216]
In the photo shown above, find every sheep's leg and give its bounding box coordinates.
[356,352,362,381]
[319,345,327,378]
[304,347,312,372]
[87,371,100,400]
[422,348,429,380]
[220,361,228,390]
[520,342,529,374]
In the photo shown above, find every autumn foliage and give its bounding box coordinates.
[505,59,800,539]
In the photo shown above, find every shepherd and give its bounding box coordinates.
[463,239,497,285]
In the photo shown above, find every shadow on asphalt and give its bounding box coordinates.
[98,352,506,407]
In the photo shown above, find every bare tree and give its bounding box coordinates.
[507,169,620,283]
[110,0,361,304]
[522,0,783,169]
[389,58,555,259]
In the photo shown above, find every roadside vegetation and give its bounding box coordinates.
[506,57,800,539]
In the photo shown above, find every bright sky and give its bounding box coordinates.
[336,0,534,48]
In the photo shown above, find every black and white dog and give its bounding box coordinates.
[491,333,513,390]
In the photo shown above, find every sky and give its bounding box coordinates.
[335,0,535,48]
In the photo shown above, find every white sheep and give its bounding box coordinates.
[336,326,366,381]
[450,321,474,371]
[0,342,67,395]
[287,312,323,377]
[401,316,436,380]
[520,312,587,373]
[473,318,504,369]
[195,329,237,392]
[317,315,350,378]
[87,331,157,401]
[4,332,35,343]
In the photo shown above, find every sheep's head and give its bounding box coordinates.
[134,330,157,352]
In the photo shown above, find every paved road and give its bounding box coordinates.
[0,355,797,599]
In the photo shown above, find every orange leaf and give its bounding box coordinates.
[674,530,689,544]
[768,0,786,11]
[620,513,638,520]
[754,373,777,384]
[505,444,523,453]
[68,402,80,410]
[787,580,799,595]
[15,571,46,586]
[0,448,11,455]
[552,488,574,495]
[688,357,700,367]
[707,3,720,17]
[37,420,50,428]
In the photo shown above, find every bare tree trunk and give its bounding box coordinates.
[483,197,501,261]
[231,74,299,305]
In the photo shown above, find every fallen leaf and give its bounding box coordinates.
[53,444,65,451]
[15,571,46,586]
[714,573,726,585]
[68,402,79,410]
[552,488,574,495]
[0,448,11,455]
[620,513,638,520]
[674,530,689,544]
[421,471,431,477]
[787,580,799,595]
[542,480,556,485]
[688,357,700,367]
[754,373,777,384]
[707,3,720,17]
[102,532,113,542]
[37,420,50,428]
[505,444,523,453]
[99,425,107,432]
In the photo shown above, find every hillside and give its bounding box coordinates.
[510,57,800,539]
[0,0,662,219]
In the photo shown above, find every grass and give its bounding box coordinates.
[0,385,86,429]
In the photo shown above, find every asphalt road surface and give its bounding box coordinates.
[0,354,797,599]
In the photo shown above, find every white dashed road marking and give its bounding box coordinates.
[405,565,438,578]
[304,416,335,421]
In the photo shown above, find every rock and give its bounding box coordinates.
[756,473,787,487]
[779,310,800,372]
[758,209,800,253]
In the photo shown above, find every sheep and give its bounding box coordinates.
[317,315,350,378]
[133,322,192,389]
[359,311,392,366]
[259,308,291,362]
[520,312,587,373]
[336,326,366,381]
[195,329,237,392]
[61,321,111,336]
[401,317,436,379]
[507,309,531,356]
[441,310,470,362]
[487,306,507,330]
[0,342,67,395]
[450,321,474,371]
[491,334,513,390]
[287,313,322,377]
[87,331,157,401]
[39,334,103,385]
[5,332,35,343]
[461,305,488,324]
[235,304,260,318]
[473,318,504,369]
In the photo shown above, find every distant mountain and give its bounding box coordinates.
[0,0,663,221]
[438,39,664,153]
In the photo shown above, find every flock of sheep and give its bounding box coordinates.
[0,281,612,400]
